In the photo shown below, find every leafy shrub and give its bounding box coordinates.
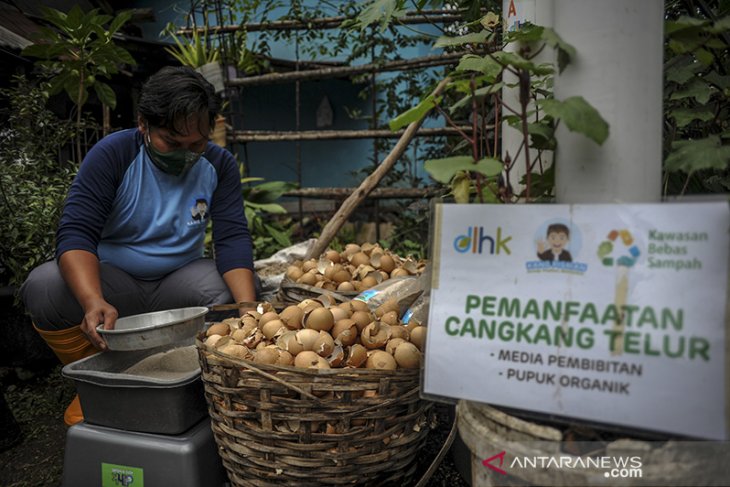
[0,76,78,289]
[663,3,730,194]
[203,177,297,261]
[243,178,297,260]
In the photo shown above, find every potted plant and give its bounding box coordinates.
[164,24,225,93]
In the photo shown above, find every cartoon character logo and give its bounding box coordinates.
[536,223,573,262]
[526,220,587,274]
[190,197,209,222]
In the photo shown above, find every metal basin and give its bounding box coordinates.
[97,307,208,351]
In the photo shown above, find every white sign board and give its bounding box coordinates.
[424,202,729,440]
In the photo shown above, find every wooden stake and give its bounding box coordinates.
[284,187,440,199]
[305,77,451,260]
[227,54,464,87]
[230,126,477,142]
[177,10,474,34]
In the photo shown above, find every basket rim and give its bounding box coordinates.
[195,335,420,378]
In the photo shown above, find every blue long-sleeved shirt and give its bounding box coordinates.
[56,128,253,280]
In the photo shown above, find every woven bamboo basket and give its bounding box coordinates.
[196,336,433,486]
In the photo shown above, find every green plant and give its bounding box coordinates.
[22,5,135,162]
[236,0,450,249]
[203,176,297,260]
[662,2,730,195]
[353,0,729,200]
[243,178,297,259]
[357,3,608,203]
[163,23,220,68]
[0,76,78,290]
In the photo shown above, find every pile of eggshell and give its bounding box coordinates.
[203,297,425,371]
[284,243,425,293]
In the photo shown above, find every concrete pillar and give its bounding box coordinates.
[552,0,664,203]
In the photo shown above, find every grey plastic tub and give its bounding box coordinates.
[61,342,208,435]
[97,307,208,351]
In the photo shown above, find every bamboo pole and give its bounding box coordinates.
[284,187,440,199]
[227,53,465,87]
[305,77,451,260]
[265,56,345,70]
[177,10,471,34]
[230,126,479,142]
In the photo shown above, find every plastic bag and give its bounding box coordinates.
[402,293,429,327]
[353,274,428,318]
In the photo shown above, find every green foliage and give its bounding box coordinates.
[663,3,730,195]
[162,23,220,68]
[388,94,440,131]
[22,5,135,111]
[346,0,406,32]
[538,97,609,145]
[454,55,502,79]
[202,176,296,260]
[665,136,730,173]
[374,7,608,203]
[242,178,298,259]
[0,76,78,289]
[424,156,502,183]
[226,0,448,252]
[434,31,490,48]
[349,0,728,200]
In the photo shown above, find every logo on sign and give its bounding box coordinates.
[102,463,143,487]
[598,229,641,267]
[453,226,512,255]
[112,471,134,487]
[526,220,588,274]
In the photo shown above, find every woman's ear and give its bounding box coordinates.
[137,115,146,135]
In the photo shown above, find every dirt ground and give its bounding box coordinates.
[0,296,469,487]
[0,363,76,487]
[0,360,469,487]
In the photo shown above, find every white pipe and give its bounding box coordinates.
[552,0,664,203]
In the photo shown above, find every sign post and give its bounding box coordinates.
[425,202,730,440]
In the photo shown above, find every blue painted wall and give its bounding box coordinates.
[232,80,373,188]
[127,0,442,189]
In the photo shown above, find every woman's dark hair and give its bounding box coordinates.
[138,66,220,134]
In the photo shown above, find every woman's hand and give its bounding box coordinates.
[79,296,118,351]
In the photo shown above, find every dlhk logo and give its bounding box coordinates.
[454,226,512,255]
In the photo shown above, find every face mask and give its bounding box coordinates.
[145,131,204,177]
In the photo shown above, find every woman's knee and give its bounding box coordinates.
[156,259,263,308]
[20,261,81,329]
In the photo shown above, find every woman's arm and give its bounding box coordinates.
[222,267,257,315]
[58,249,118,350]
